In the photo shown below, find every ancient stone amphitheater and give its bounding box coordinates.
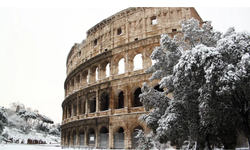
[61,7,202,149]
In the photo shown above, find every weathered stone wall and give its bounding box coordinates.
[61,7,202,149]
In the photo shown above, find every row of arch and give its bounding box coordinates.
[65,52,149,96]
[62,125,144,149]
[62,87,143,120]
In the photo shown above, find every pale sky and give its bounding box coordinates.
[0,1,250,123]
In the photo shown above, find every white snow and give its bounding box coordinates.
[2,126,60,144]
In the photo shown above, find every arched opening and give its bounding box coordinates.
[71,79,75,90]
[88,128,95,146]
[81,100,85,114]
[76,74,80,85]
[67,131,70,146]
[79,130,85,147]
[99,126,109,149]
[81,70,88,85]
[133,54,142,71]
[114,127,124,149]
[118,91,124,109]
[132,126,144,149]
[106,63,110,78]
[134,88,143,107]
[73,104,77,116]
[73,130,77,146]
[100,92,109,111]
[68,106,71,118]
[154,85,164,92]
[118,58,125,74]
[89,98,96,113]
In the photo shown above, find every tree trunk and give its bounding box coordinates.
[205,134,212,150]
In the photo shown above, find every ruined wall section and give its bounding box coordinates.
[65,7,202,76]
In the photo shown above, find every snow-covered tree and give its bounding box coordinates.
[17,109,37,131]
[140,18,250,149]
[9,101,25,113]
[0,107,8,124]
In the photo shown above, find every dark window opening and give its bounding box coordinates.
[134,88,143,107]
[134,38,139,41]
[94,39,97,46]
[172,28,177,32]
[100,127,109,133]
[105,49,108,52]
[90,98,96,113]
[154,85,164,92]
[118,127,124,133]
[117,28,122,35]
[118,91,124,109]
[78,51,81,57]
[70,61,72,66]
[151,16,157,25]
[68,106,71,117]
[100,93,109,111]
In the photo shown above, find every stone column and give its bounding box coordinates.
[76,128,80,147]
[85,96,89,114]
[77,97,80,116]
[96,90,99,113]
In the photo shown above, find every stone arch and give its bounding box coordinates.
[89,97,96,113]
[67,130,71,146]
[133,53,143,71]
[113,54,125,75]
[99,126,109,149]
[80,98,86,114]
[90,65,98,83]
[79,129,85,146]
[114,127,125,149]
[73,130,77,146]
[100,60,110,79]
[118,58,125,74]
[72,101,77,116]
[81,70,88,85]
[114,89,124,109]
[131,87,143,107]
[88,128,96,146]
[68,105,72,118]
[70,78,75,92]
[100,91,110,111]
[76,74,80,86]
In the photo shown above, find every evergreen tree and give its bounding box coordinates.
[140,18,250,149]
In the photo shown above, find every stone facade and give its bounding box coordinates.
[61,7,202,149]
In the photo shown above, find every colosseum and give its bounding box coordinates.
[61,7,202,149]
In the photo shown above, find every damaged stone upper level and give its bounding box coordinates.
[66,7,202,76]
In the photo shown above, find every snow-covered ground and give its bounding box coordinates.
[2,126,60,144]
[1,144,61,150]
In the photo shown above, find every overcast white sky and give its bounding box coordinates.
[0,1,250,123]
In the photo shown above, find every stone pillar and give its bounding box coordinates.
[85,96,89,114]
[108,127,114,149]
[98,63,102,80]
[76,128,80,147]
[71,104,74,117]
[126,129,132,149]
[87,68,91,84]
[77,97,80,116]
[96,90,99,113]
[96,130,99,148]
